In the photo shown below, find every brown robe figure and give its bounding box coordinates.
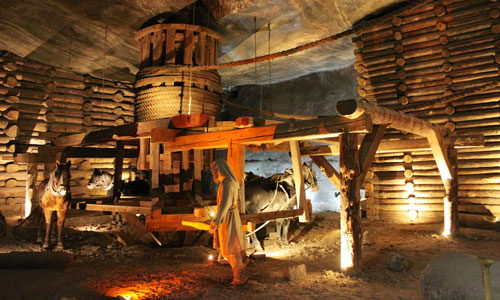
[209,159,247,285]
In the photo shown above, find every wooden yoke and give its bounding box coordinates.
[227,143,245,214]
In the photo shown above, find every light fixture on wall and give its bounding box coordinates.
[407,195,418,222]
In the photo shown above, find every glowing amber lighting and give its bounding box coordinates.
[405,182,415,193]
[340,233,353,270]
[24,198,31,218]
[443,200,451,236]
[407,209,418,221]
[209,211,215,218]
[208,255,213,261]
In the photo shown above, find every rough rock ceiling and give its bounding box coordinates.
[0,0,402,86]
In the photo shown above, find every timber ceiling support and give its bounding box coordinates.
[357,124,387,189]
[310,156,340,190]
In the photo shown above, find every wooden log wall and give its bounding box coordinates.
[354,0,500,226]
[0,51,136,218]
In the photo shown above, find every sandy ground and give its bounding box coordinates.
[1,211,499,300]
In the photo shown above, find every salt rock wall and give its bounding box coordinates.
[0,51,136,219]
[354,0,500,226]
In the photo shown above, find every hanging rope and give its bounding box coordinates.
[167,0,434,73]
[222,98,317,120]
[268,23,272,112]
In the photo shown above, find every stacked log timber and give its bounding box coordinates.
[354,0,500,227]
[0,51,136,218]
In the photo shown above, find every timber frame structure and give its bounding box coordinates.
[13,99,483,275]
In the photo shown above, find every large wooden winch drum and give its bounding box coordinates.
[134,23,222,121]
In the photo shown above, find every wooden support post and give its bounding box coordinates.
[151,142,160,205]
[181,150,190,192]
[310,156,340,190]
[290,141,310,223]
[112,141,124,204]
[339,133,361,275]
[163,149,172,175]
[227,143,245,213]
[25,163,38,217]
[138,138,149,170]
[443,148,459,237]
[193,149,203,205]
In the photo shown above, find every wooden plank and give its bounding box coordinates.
[181,150,190,192]
[358,124,387,187]
[140,34,151,68]
[14,148,138,163]
[198,32,206,65]
[227,144,245,213]
[82,203,152,215]
[159,115,371,151]
[165,29,176,63]
[145,212,209,231]
[377,135,484,153]
[443,148,459,237]
[163,150,172,175]
[290,141,310,223]
[310,156,341,190]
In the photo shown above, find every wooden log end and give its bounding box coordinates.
[396,57,405,66]
[3,62,18,72]
[45,82,56,92]
[0,118,8,129]
[5,163,19,173]
[5,178,17,188]
[82,101,93,111]
[398,83,407,92]
[442,49,450,58]
[354,40,364,49]
[490,9,500,19]
[113,107,123,115]
[357,77,367,86]
[5,95,19,104]
[444,76,453,85]
[83,115,93,126]
[434,5,447,17]
[436,22,447,32]
[398,96,409,105]
[392,17,403,27]
[84,86,93,97]
[491,24,500,34]
[394,31,403,41]
[5,76,18,88]
[394,44,404,53]
[495,53,500,65]
[396,69,406,79]
[444,105,455,115]
[441,63,453,72]
[5,125,18,138]
[445,121,455,131]
[336,99,362,118]
[44,112,56,122]
[404,169,413,179]
[439,35,448,45]
[114,117,125,126]
[403,154,412,164]
[112,91,124,103]
[4,109,19,121]
[357,88,367,97]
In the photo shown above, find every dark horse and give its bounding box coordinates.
[245,162,319,251]
[37,161,72,250]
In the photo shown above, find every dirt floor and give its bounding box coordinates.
[1,211,499,300]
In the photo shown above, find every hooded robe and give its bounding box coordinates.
[211,159,245,257]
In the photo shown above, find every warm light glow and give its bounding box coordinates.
[340,233,353,270]
[24,198,31,218]
[405,182,415,193]
[209,211,215,218]
[443,200,451,236]
[407,209,418,221]
[408,195,416,205]
[208,255,213,261]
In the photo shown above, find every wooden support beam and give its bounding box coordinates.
[163,150,172,175]
[240,208,303,224]
[427,129,453,182]
[123,213,162,246]
[337,99,447,137]
[227,143,245,213]
[443,148,459,238]
[14,147,138,164]
[290,141,310,223]
[181,150,190,192]
[151,142,160,205]
[357,124,387,187]
[54,118,171,147]
[193,149,203,205]
[310,156,340,190]
[112,141,124,204]
[339,133,361,275]
[81,203,152,215]
[138,138,149,170]
[158,115,371,151]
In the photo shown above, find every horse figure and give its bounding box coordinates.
[245,162,318,251]
[87,169,150,196]
[37,161,71,250]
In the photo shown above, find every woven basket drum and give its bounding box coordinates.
[134,23,222,121]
